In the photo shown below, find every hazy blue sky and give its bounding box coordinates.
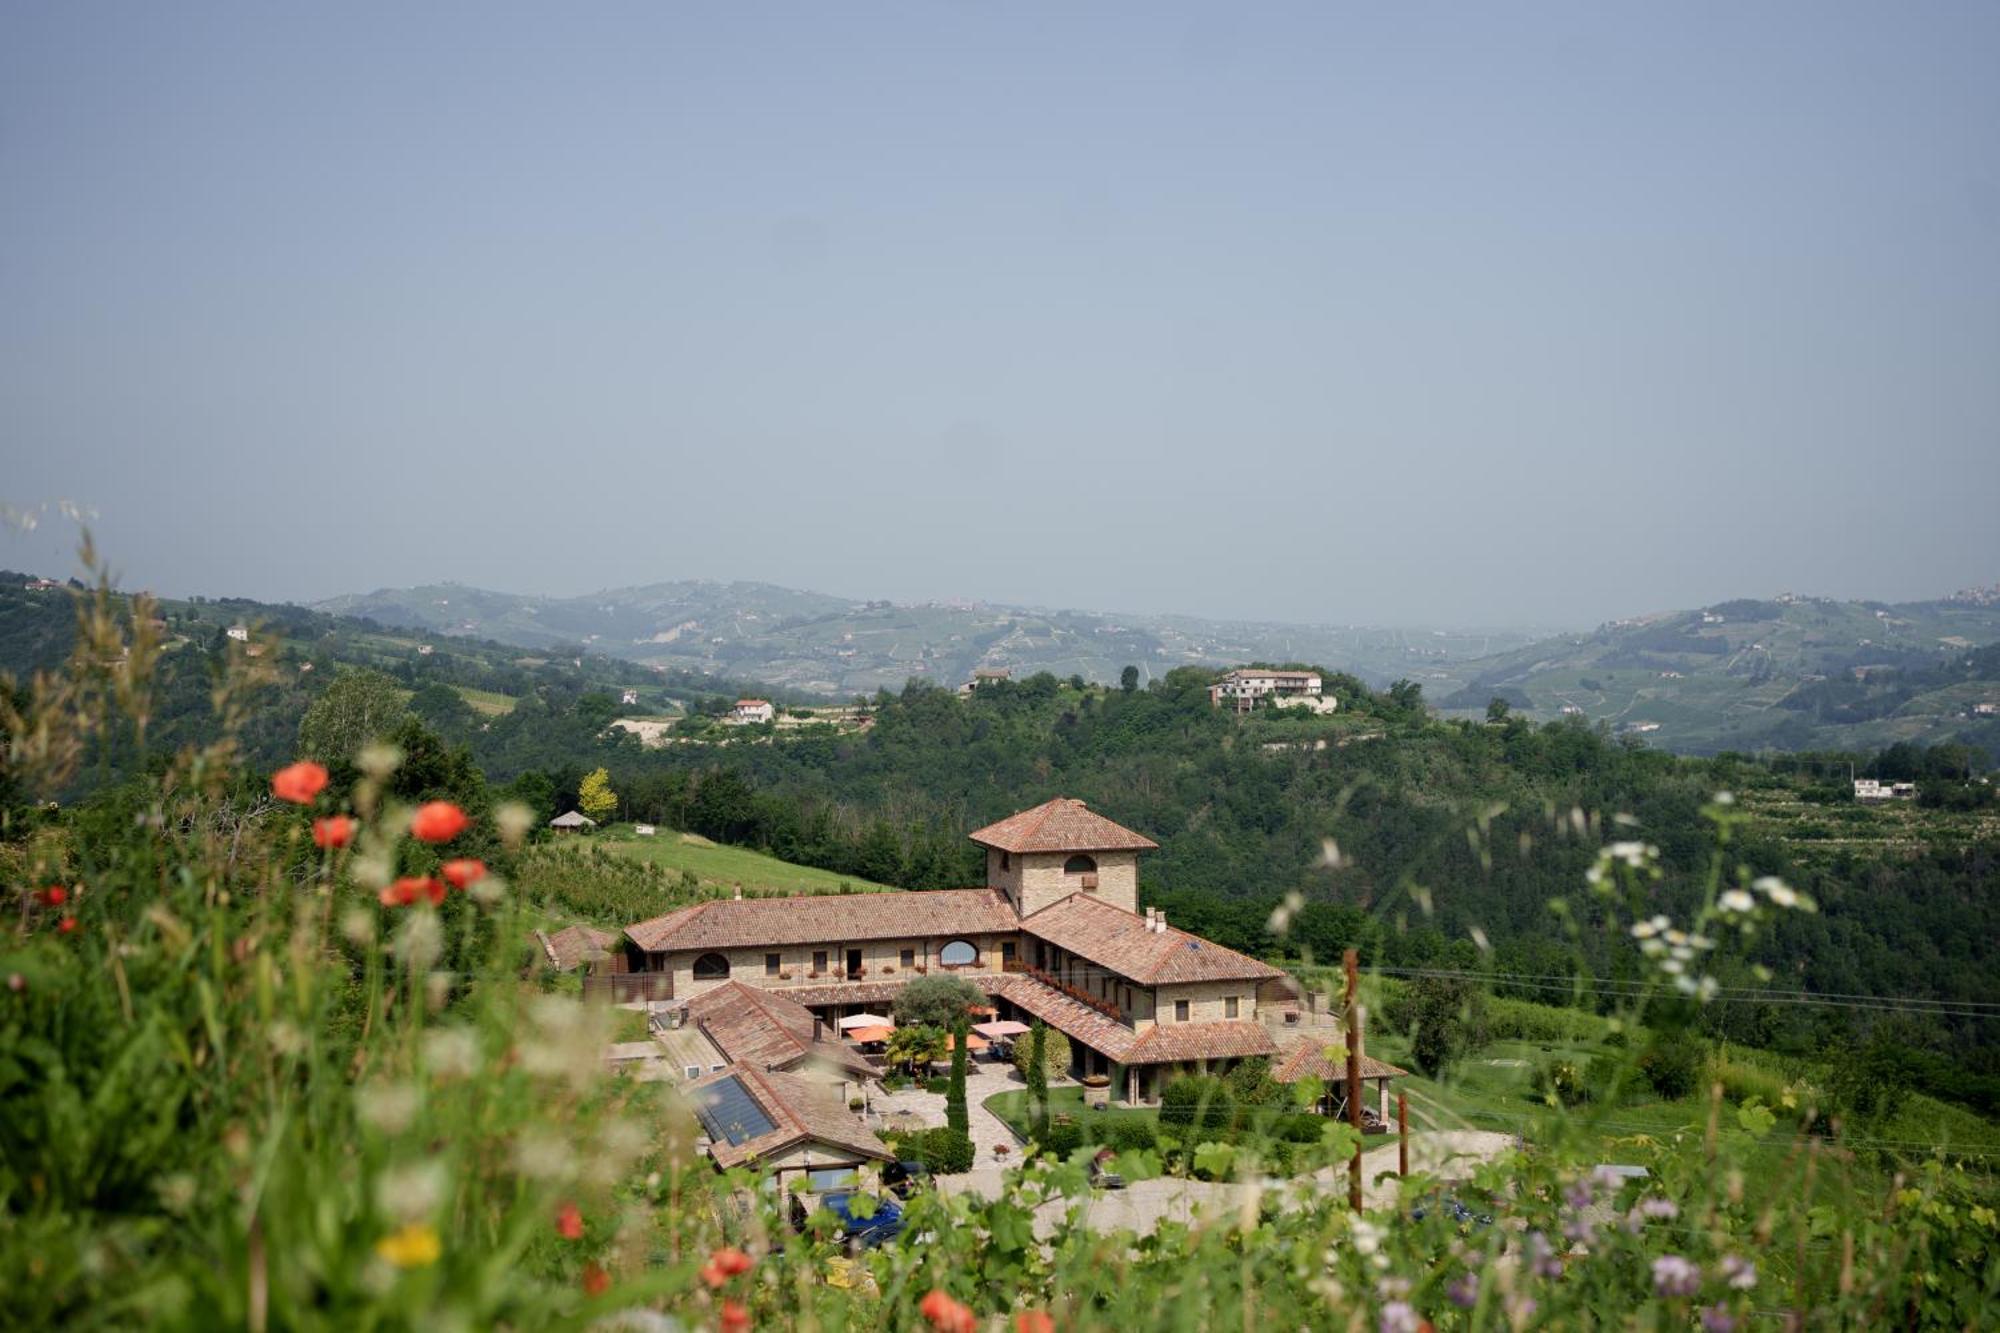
[3,3,1996,627]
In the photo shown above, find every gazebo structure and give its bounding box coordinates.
[1272,1038,1409,1124]
[549,810,597,833]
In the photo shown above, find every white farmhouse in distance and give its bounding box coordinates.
[1854,778,1917,802]
[621,689,640,705]
[226,625,250,642]
[730,699,775,725]
[1209,668,1329,714]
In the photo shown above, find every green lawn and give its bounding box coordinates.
[983,1085,1396,1154]
[985,1087,1161,1137]
[593,830,895,896]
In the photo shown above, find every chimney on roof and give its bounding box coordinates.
[733,883,743,901]
[1153,909,1167,934]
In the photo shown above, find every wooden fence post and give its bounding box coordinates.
[1345,949,1362,1211]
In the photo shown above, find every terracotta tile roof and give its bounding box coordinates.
[986,973,1143,1062]
[1271,1038,1408,1084]
[1020,894,1283,985]
[968,798,1158,854]
[625,889,1018,952]
[686,982,876,1081]
[716,975,1279,1070]
[983,976,1275,1066]
[536,924,618,972]
[687,1064,892,1170]
[1122,1020,1277,1066]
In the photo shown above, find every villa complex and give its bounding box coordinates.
[600,798,1310,1106]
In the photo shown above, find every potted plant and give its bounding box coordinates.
[779,969,794,980]
[855,965,868,977]
[915,964,928,974]
[994,1143,1010,1159]
[881,965,895,975]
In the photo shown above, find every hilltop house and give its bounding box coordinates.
[731,699,776,724]
[1209,669,1325,713]
[1854,778,1917,802]
[603,798,1298,1106]
[958,667,1011,696]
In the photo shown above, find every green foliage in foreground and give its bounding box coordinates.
[3,569,1998,1330]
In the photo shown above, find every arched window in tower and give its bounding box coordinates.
[692,952,730,981]
[1063,854,1097,875]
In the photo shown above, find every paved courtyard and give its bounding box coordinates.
[861,1054,1033,1166]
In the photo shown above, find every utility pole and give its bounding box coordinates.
[1344,948,1363,1211]
[1398,1092,1409,1178]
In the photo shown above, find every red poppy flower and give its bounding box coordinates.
[271,761,329,805]
[921,1290,975,1333]
[1015,1314,1056,1333]
[710,1247,753,1278]
[36,885,67,907]
[719,1300,752,1333]
[312,816,356,850]
[582,1262,610,1297]
[57,916,79,935]
[441,858,486,890]
[555,1201,584,1240]
[409,801,470,843]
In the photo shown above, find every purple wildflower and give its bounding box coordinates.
[1639,1197,1679,1220]
[1525,1231,1563,1280]
[1719,1255,1756,1290]
[1447,1274,1480,1309]
[1379,1300,1421,1333]
[1700,1305,1736,1333]
[1563,1179,1594,1211]
[1652,1255,1702,1298]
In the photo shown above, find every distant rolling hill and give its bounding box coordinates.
[315,579,1547,699]
[1439,593,2000,754]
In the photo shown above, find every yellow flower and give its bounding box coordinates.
[375,1222,441,1268]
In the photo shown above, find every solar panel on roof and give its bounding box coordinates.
[692,1076,777,1146]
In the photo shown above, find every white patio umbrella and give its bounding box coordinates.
[837,1012,896,1030]
[972,1020,1031,1038]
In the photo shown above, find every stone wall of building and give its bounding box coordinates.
[1008,850,1139,916]
[657,932,1020,1000]
[1141,978,1262,1031]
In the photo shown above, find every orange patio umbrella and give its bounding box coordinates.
[943,1032,990,1052]
[848,1025,895,1043]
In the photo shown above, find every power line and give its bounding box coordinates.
[1372,967,2000,1020]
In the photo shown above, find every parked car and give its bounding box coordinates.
[1409,1193,1493,1228]
[883,1158,930,1199]
[790,1190,906,1250]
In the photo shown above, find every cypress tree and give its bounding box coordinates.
[1027,1019,1050,1138]
[947,1010,971,1135]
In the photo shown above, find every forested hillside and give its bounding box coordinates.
[8,574,1995,1083]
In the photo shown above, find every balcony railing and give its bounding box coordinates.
[1015,963,1125,1023]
